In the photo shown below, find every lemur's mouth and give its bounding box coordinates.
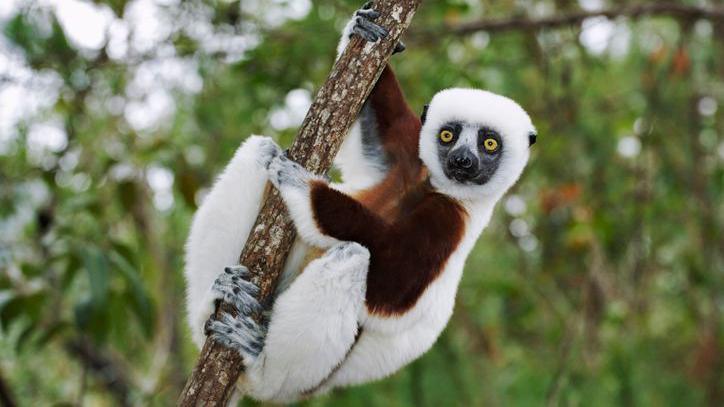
[450,170,473,183]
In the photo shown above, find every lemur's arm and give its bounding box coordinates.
[334,3,421,189]
[307,180,389,247]
[262,146,388,248]
[263,144,464,252]
[365,65,421,162]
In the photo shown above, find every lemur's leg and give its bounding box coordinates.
[212,243,369,402]
[184,135,280,347]
[313,319,446,395]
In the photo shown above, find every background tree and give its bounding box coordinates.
[0,0,722,405]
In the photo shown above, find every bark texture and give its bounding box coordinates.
[178,1,422,405]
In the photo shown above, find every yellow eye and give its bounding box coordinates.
[439,130,454,143]
[483,138,499,152]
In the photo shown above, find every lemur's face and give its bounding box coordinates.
[434,121,503,185]
[419,88,536,200]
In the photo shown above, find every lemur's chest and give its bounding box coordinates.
[358,181,468,316]
[302,173,467,317]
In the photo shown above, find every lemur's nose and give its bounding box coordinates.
[455,155,473,169]
[449,149,477,172]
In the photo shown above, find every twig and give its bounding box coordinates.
[65,337,132,407]
[544,320,578,407]
[0,368,17,407]
[177,1,423,405]
[426,2,723,37]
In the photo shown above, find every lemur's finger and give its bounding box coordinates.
[352,24,379,42]
[356,8,380,20]
[393,41,406,54]
[361,1,374,10]
[206,313,265,360]
[224,265,250,278]
[359,18,388,37]
[357,17,388,41]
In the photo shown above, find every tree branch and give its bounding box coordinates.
[177,1,423,405]
[425,2,723,37]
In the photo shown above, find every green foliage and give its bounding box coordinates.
[0,0,722,405]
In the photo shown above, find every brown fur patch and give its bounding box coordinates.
[310,180,467,315]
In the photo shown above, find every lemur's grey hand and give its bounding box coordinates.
[337,2,405,58]
[256,137,283,169]
[351,2,388,43]
[267,154,316,190]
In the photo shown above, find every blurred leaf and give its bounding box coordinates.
[109,249,156,337]
[74,247,111,342]
[81,247,109,308]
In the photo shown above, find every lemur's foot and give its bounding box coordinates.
[351,2,388,43]
[205,266,267,363]
[267,154,316,190]
[256,137,282,169]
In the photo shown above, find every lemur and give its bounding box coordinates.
[185,2,536,403]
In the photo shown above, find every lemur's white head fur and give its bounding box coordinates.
[419,88,535,201]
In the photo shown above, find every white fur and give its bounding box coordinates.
[276,182,340,248]
[336,15,356,59]
[333,121,386,191]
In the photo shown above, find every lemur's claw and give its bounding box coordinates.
[206,265,267,363]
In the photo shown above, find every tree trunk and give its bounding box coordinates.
[178,1,423,405]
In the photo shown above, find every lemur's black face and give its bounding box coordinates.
[436,121,503,185]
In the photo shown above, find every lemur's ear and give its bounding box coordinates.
[421,104,429,125]
[528,131,537,146]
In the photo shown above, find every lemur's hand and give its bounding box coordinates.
[351,2,387,42]
[267,154,318,190]
[337,2,405,58]
[256,137,282,169]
